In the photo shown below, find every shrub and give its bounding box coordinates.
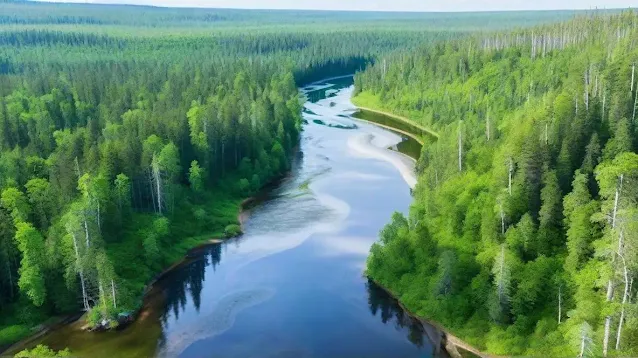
[0,324,31,346]
[224,224,242,238]
[15,344,71,357]
[237,178,250,194]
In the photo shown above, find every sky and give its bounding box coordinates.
[38,0,636,12]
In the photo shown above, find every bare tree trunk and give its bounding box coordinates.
[604,174,624,356]
[584,69,590,112]
[632,84,637,123]
[383,59,387,80]
[603,280,614,357]
[83,216,90,248]
[612,175,624,229]
[486,113,491,141]
[111,280,117,309]
[458,122,463,172]
[615,251,629,350]
[72,233,90,311]
[545,122,549,146]
[148,171,156,214]
[631,63,635,93]
[152,154,163,215]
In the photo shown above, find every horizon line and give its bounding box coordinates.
[27,1,632,13]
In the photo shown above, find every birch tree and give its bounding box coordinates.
[595,152,638,356]
[63,205,91,311]
[489,244,513,323]
[570,321,594,358]
[613,213,637,350]
[151,153,163,215]
[458,121,463,172]
[96,250,119,313]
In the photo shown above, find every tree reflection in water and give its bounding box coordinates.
[367,279,448,357]
[161,244,222,321]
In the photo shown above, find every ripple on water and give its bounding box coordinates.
[159,288,276,357]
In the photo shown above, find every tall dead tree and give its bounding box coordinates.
[70,232,90,311]
[458,121,463,172]
[585,68,590,112]
[603,174,624,356]
[631,62,635,93]
[151,153,164,215]
[615,237,630,351]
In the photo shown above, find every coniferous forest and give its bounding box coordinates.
[357,10,638,357]
[1,1,576,350]
[0,1,635,357]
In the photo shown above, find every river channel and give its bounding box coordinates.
[9,77,447,358]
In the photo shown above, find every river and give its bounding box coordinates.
[7,77,448,358]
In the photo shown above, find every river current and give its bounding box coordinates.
[16,77,447,358]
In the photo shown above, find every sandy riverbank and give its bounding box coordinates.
[347,132,418,189]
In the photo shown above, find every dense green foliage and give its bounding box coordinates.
[0,0,411,347]
[358,11,638,357]
[14,344,71,358]
[0,0,607,351]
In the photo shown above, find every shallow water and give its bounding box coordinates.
[17,77,446,358]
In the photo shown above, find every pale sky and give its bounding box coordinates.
[38,0,636,12]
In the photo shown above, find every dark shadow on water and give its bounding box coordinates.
[161,245,222,319]
[303,76,354,103]
[366,279,450,358]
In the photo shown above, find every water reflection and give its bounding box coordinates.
[162,245,222,320]
[366,280,448,357]
[12,76,445,358]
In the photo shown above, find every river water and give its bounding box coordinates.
[14,77,447,358]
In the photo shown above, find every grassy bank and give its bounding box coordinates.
[351,92,440,139]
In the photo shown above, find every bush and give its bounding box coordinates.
[251,174,261,191]
[224,224,242,238]
[86,308,102,328]
[0,324,31,346]
[15,344,71,357]
[237,178,250,194]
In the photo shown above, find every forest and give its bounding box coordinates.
[0,0,619,355]
[0,0,573,351]
[356,10,638,357]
